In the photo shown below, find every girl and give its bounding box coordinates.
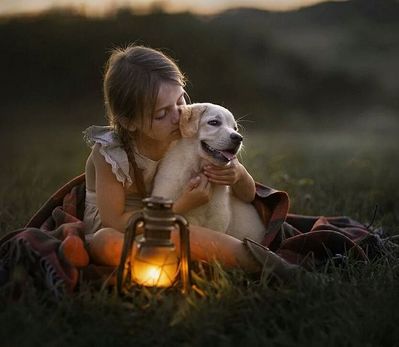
[82,44,299,281]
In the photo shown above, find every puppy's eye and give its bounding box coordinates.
[208,120,221,126]
[234,125,238,131]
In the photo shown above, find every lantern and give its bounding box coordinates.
[117,196,192,294]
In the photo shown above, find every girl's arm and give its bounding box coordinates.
[92,144,136,232]
[203,160,256,202]
[230,163,256,202]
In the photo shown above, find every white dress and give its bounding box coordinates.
[82,125,160,234]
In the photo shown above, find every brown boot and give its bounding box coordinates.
[243,238,305,283]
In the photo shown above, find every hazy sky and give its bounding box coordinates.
[0,0,343,16]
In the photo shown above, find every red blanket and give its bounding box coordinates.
[0,174,386,297]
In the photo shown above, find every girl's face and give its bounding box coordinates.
[135,82,186,144]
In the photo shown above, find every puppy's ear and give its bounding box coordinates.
[180,105,207,138]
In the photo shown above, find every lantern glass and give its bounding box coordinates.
[131,236,179,287]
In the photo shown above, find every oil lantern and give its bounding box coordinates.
[117,196,192,294]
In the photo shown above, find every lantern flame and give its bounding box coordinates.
[131,242,179,287]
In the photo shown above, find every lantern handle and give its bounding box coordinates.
[175,215,192,294]
[117,211,145,295]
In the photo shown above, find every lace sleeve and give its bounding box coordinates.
[83,125,133,187]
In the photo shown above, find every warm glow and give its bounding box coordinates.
[131,241,179,287]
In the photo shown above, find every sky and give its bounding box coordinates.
[0,0,344,16]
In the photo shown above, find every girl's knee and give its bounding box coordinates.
[93,227,121,239]
[88,227,124,266]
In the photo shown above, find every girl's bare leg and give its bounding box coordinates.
[87,225,253,268]
[175,225,260,271]
[87,225,301,282]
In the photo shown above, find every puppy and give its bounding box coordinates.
[152,103,265,242]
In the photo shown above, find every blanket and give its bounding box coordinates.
[0,174,388,297]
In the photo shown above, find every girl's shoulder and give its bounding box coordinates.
[83,125,121,147]
[83,125,133,187]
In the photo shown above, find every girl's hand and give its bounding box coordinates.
[204,160,256,202]
[203,160,245,186]
[173,173,212,214]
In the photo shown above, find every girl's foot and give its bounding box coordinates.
[59,235,89,268]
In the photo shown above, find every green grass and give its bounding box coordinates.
[1,124,398,346]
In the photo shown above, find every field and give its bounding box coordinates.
[1,123,398,346]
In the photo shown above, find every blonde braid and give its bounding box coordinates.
[118,127,147,198]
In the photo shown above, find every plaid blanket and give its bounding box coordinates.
[0,174,386,297]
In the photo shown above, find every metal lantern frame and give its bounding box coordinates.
[117,196,192,295]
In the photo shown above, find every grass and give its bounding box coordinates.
[0,123,399,346]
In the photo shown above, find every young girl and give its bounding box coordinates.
[82,44,299,281]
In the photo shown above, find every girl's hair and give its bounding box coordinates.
[103,44,186,196]
[103,44,186,134]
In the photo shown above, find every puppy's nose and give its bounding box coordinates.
[230,133,243,144]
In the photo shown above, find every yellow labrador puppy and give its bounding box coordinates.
[152,103,265,242]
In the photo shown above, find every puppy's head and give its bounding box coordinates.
[180,103,242,166]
